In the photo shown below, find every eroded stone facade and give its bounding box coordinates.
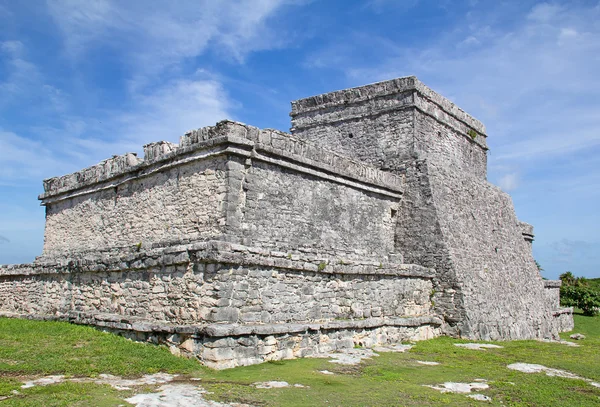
[0,76,572,368]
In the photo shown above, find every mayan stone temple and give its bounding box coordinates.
[0,76,573,368]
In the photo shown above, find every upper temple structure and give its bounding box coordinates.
[0,76,573,368]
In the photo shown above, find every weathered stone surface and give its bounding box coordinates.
[290,76,571,340]
[454,343,503,350]
[0,249,433,326]
[291,76,488,178]
[42,156,229,257]
[0,75,572,368]
[425,380,489,394]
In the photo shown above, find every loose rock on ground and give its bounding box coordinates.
[252,381,290,389]
[454,343,503,350]
[425,380,489,393]
[507,363,600,388]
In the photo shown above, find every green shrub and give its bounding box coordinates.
[560,284,600,316]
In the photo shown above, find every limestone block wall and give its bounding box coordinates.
[0,242,434,326]
[291,92,415,171]
[40,120,404,261]
[172,322,440,369]
[518,221,535,247]
[0,264,204,322]
[290,76,571,340]
[393,160,466,333]
[0,239,440,369]
[542,280,574,332]
[413,109,487,180]
[400,161,561,340]
[42,157,228,257]
[99,319,441,369]
[213,266,431,324]
[237,159,399,258]
[41,153,143,195]
[290,76,488,178]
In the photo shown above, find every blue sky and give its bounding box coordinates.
[0,0,598,279]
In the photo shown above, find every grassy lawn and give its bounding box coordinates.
[0,314,598,406]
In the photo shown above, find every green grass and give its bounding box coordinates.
[198,315,600,406]
[2,382,130,407]
[0,319,199,377]
[0,315,599,406]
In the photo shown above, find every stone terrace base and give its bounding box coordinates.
[0,311,441,369]
[109,316,441,369]
[0,240,440,369]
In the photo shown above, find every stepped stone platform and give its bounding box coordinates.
[0,76,572,368]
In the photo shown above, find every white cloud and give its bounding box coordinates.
[0,130,71,185]
[493,123,600,161]
[0,75,233,184]
[42,0,308,109]
[46,0,300,72]
[527,2,562,22]
[309,2,600,169]
[457,35,480,48]
[114,76,232,152]
[498,173,519,192]
[0,40,39,97]
[534,239,600,278]
[364,0,420,13]
[0,3,12,18]
[0,0,257,184]
[0,40,23,54]
[0,40,67,113]
[302,2,600,270]
[559,27,578,40]
[0,30,233,186]
[0,0,306,189]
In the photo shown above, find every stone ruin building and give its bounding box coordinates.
[0,76,573,368]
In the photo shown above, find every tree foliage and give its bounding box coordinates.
[535,260,544,272]
[559,272,600,316]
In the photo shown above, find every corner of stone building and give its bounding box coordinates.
[393,158,467,338]
[427,162,568,340]
[393,154,572,341]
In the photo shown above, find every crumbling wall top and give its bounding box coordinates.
[290,76,486,135]
[40,121,404,201]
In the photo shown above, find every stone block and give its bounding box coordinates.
[209,307,239,323]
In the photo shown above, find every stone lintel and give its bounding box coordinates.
[552,307,573,316]
[543,280,562,289]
